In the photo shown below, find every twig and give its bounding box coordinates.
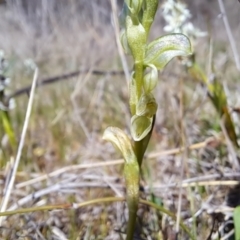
[0,196,194,239]
[110,0,130,84]
[8,184,61,212]
[150,180,239,190]
[52,227,68,240]
[4,178,239,214]
[16,136,220,189]
[0,68,39,225]
[179,172,240,184]
[70,70,92,139]
[5,69,124,102]
[217,0,240,71]
[16,159,124,189]
[147,135,219,158]
[0,197,125,217]
[176,78,187,235]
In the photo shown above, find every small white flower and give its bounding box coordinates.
[175,2,191,18]
[162,1,174,14]
[161,0,207,43]
[163,25,174,32]
[182,22,207,39]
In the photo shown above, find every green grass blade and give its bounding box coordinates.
[234,206,240,240]
[1,110,16,148]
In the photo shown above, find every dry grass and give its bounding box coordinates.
[0,1,240,239]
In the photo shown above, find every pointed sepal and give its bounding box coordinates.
[144,33,192,70]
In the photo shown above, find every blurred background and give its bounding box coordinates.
[1,0,240,239]
[0,0,239,66]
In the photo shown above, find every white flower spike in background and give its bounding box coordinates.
[162,0,207,43]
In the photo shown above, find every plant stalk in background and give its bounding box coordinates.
[161,0,239,149]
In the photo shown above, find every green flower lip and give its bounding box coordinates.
[131,115,153,141]
[103,127,137,164]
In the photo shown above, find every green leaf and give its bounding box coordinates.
[103,126,140,240]
[208,81,227,115]
[208,80,239,147]
[223,107,239,148]
[1,111,16,147]
[131,115,153,141]
[234,206,240,240]
[144,33,192,70]
[188,63,208,85]
[150,193,163,207]
[103,127,136,164]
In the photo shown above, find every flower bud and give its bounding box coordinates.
[120,29,131,54]
[136,93,158,117]
[143,64,158,92]
[126,16,146,62]
[125,0,143,15]
[131,115,152,141]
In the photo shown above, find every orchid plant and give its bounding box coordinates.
[103,0,192,239]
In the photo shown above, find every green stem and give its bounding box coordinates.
[126,204,138,240]
[126,116,155,240]
[134,61,143,103]
[124,161,140,240]
[125,60,144,240]
[133,59,145,166]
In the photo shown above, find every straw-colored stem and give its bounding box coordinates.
[0,68,39,225]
